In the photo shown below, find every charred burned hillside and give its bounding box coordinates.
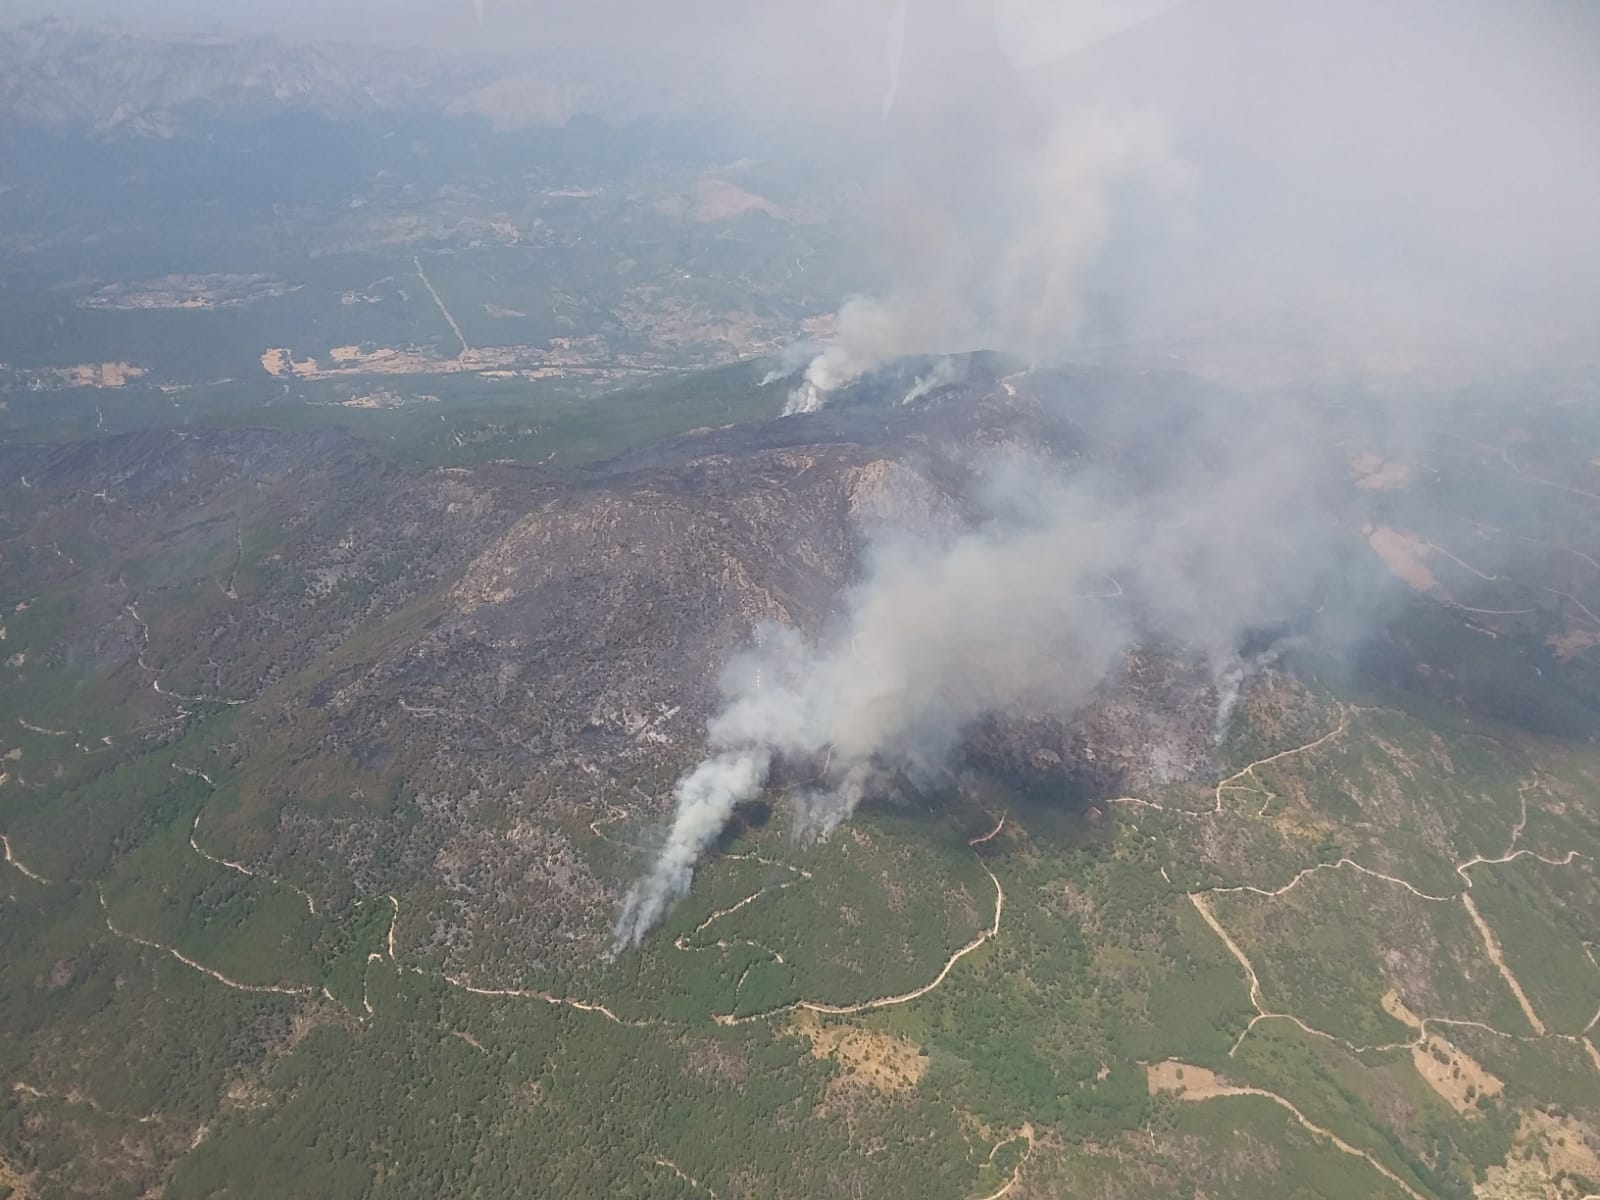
[6,2,1600,1197]
[0,368,1230,970]
[5,355,1600,1199]
[7,361,1597,979]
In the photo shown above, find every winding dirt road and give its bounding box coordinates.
[1460,892,1546,1036]
[1,833,51,884]
[1153,1067,1426,1200]
[714,815,1008,1026]
[647,1157,719,1198]
[1112,715,1353,818]
[188,809,318,915]
[970,1125,1033,1200]
[1169,740,1597,1065]
[434,971,654,1028]
[97,888,314,997]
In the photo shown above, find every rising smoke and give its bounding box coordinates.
[783,95,1182,413]
[615,0,1600,948]
[614,422,1343,948]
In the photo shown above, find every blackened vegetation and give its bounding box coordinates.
[3,364,1596,985]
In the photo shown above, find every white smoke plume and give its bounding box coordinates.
[613,748,770,948]
[759,341,821,389]
[613,431,1337,948]
[1210,639,1297,746]
[612,0,1600,947]
[614,472,1128,947]
[900,356,957,405]
[786,105,1181,415]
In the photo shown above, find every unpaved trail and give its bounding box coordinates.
[125,601,245,708]
[1184,892,1344,1056]
[685,878,799,935]
[11,1079,159,1126]
[377,878,648,1027]
[969,813,1007,845]
[17,718,69,737]
[1190,891,1423,1056]
[434,971,654,1028]
[1,833,51,884]
[716,817,1009,1026]
[797,860,1003,1018]
[1189,893,1263,1011]
[362,953,383,1015]
[219,518,242,600]
[1587,947,1600,1035]
[1181,764,1599,1060]
[588,805,630,841]
[971,1125,1033,1200]
[1475,522,1600,574]
[1211,716,1351,813]
[1460,892,1547,1036]
[1112,713,1351,818]
[1455,847,1589,887]
[413,256,470,355]
[1193,860,1559,1053]
[647,1157,719,1198]
[1508,780,1531,848]
[1207,857,1453,903]
[723,851,813,879]
[1419,536,1600,629]
[1153,1070,1426,1200]
[673,858,814,963]
[1584,1038,1600,1074]
[98,889,314,997]
[179,766,319,914]
[189,809,318,914]
[1494,444,1600,507]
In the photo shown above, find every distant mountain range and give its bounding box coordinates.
[0,19,718,137]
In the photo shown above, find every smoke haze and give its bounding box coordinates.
[613,0,1600,945]
[57,0,1592,944]
[614,388,1359,947]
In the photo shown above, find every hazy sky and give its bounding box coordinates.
[8,0,1596,358]
[4,0,1189,63]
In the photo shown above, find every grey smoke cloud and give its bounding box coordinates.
[615,419,1346,948]
[617,0,1600,945]
[784,0,1600,409]
[786,0,1187,414]
[785,102,1182,414]
[616,465,1131,946]
[614,748,771,948]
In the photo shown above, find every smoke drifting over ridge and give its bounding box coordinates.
[615,402,1350,948]
[776,0,1600,410]
[614,0,1600,947]
[785,0,1183,414]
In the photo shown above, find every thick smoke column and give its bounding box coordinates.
[614,749,770,947]
[784,0,1181,414]
[900,357,957,405]
[782,112,1177,413]
[614,0,1600,946]
[614,435,1334,948]
[619,1,1238,948]
[615,476,1122,947]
